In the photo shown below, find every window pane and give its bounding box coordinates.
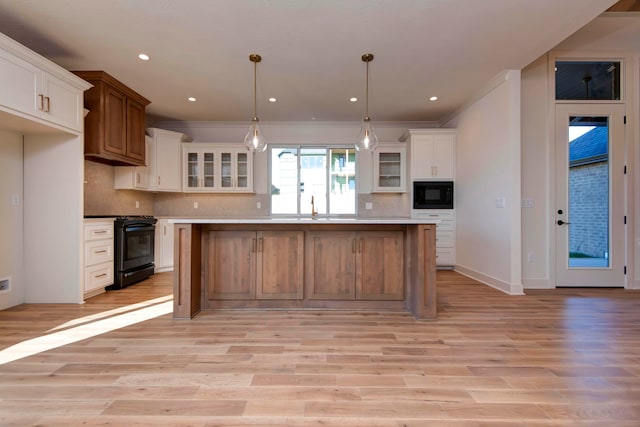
[300,148,327,215]
[329,148,356,215]
[555,61,621,100]
[271,148,298,215]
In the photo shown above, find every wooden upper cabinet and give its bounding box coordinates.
[74,70,150,166]
[126,97,146,162]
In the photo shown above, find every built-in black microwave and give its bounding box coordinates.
[413,181,454,209]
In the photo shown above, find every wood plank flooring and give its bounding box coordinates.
[1,270,639,426]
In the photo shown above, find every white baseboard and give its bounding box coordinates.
[453,264,525,295]
[522,277,553,289]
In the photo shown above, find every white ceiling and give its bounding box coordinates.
[0,0,626,124]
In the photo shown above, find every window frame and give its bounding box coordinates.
[269,144,357,217]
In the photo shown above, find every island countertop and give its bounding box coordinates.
[170,217,439,225]
[172,218,438,320]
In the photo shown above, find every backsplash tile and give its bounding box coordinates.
[84,160,154,216]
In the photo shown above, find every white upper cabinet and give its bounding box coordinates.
[148,128,186,191]
[0,34,87,132]
[182,143,253,193]
[372,144,406,192]
[114,128,189,192]
[402,129,456,180]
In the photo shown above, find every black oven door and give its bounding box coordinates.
[118,224,155,271]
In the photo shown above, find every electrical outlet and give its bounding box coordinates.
[365,202,373,210]
[194,201,199,209]
[528,252,536,263]
[257,202,262,209]
[11,194,20,206]
[0,277,10,293]
[135,200,140,209]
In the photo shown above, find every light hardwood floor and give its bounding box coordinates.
[0,271,639,426]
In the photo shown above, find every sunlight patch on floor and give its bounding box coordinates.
[48,295,173,332]
[0,298,173,365]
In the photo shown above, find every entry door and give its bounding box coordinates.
[555,104,625,287]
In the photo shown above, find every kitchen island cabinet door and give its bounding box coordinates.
[256,230,304,300]
[204,230,256,300]
[305,231,356,300]
[356,231,404,300]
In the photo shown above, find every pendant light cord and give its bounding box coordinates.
[253,59,257,120]
[365,59,369,120]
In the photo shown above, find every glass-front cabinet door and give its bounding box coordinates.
[373,144,406,192]
[182,144,252,192]
[236,151,249,189]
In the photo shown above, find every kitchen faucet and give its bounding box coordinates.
[311,196,318,217]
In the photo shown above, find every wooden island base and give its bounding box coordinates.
[172,221,437,320]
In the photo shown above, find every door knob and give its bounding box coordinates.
[557,220,571,226]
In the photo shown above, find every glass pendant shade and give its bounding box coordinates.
[244,117,267,152]
[356,118,378,151]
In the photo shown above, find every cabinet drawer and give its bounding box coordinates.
[436,247,455,266]
[85,240,113,265]
[436,230,454,248]
[415,211,453,220]
[84,223,113,241]
[84,262,113,292]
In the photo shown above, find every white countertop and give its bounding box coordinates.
[170,217,439,225]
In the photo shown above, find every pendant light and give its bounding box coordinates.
[356,53,378,151]
[244,53,267,152]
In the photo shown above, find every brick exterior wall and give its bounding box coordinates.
[568,161,608,258]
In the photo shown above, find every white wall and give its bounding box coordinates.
[24,133,84,303]
[444,71,524,295]
[521,55,552,288]
[0,129,24,309]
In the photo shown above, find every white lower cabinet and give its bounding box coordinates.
[413,210,455,267]
[155,219,174,272]
[83,219,114,297]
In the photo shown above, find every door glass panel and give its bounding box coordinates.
[567,116,609,268]
[271,148,298,215]
[378,152,401,188]
[187,152,198,188]
[221,152,232,187]
[555,61,621,100]
[237,152,248,188]
[203,152,214,188]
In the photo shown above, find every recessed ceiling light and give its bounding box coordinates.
[138,53,150,61]
[188,97,196,102]
[268,97,277,102]
[429,96,438,101]
[350,97,358,102]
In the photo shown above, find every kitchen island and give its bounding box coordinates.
[172,218,438,320]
